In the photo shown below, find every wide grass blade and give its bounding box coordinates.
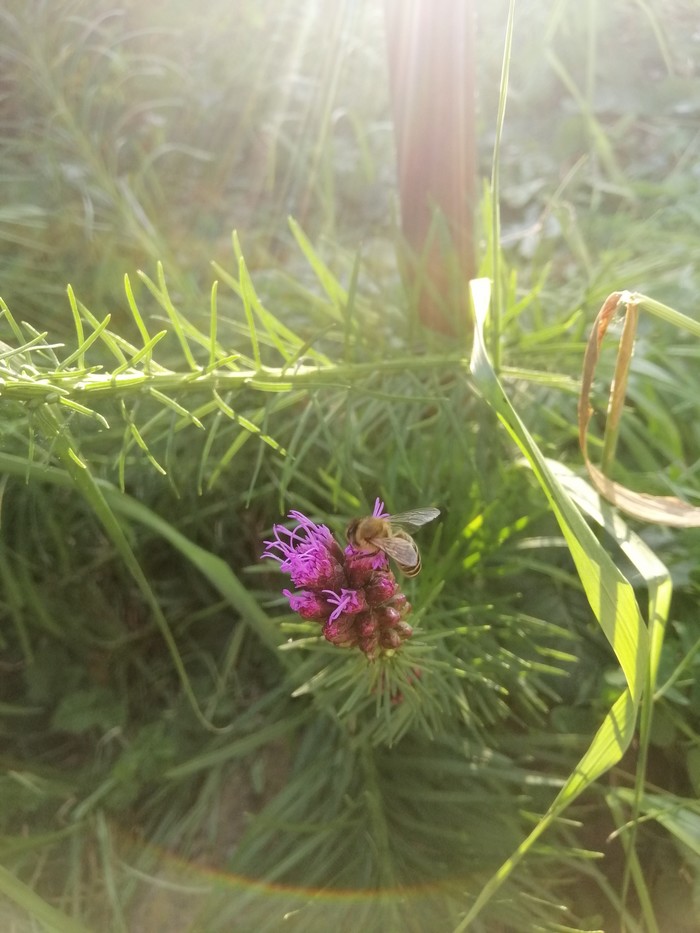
[0,450,284,660]
[0,864,91,933]
[550,459,673,922]
[458,279,650,928]
[29,407,233,733]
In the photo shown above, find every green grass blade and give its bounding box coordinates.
[549,459,673,921]
[66,285,85,365]
[102,484,286,659]
[615,790,700,858]
[288,216,346,316]
[57,397,110,428]
[138,264,198,370]
[30,407,224,733]
[123,272,152,346]
[111,330,168,376]
[149,387,205,428]
[489,0,516,372]
[0,298,25,343]
[57,314,112,371]
[634,291,700,338]
[0,863,91,933]
[471,279,648,700]
[0,451,285,659]
[458,279,650,927]
[237,254,262,368]
[76,299,129,366]
[547,50,629,189]
[209,279,219,368]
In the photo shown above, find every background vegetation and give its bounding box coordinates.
[1,0,700,930]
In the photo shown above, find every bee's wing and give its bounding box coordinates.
[375,534,419,565]
[389,507,440,530]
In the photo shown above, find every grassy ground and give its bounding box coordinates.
[2,1,700,930]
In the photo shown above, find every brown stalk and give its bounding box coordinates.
[384,0,477,335]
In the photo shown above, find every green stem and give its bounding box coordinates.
[1,354,470,402]
[490,0,516,373]
[1,355,579,406]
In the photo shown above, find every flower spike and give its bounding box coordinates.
[262,505,413,659]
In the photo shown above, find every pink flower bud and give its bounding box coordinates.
[323,613,359,647]
[345,547,389,586]
[360,631,380,658]
[380,629,403,649]
[358,612,378,637]
[283,589,330,622]
[377,606,401,628]
[364,572,398,605]
[389,593,409,613]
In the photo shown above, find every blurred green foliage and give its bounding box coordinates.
[1,1,700,930]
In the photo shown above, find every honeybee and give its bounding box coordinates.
[346,507,440,577]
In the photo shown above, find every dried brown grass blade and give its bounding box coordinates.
[579,291,700,527]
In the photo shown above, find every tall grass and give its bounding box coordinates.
[1,1,700,930]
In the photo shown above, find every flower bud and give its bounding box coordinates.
[283,589,330,622]
[377,606,402,628]
[388,593,409,613]
[344,547,389,586]
[358,611,378,638]
[364,571,397,606]
[360,630,380,659]
[323,613,359,647]
[380,629,403,649]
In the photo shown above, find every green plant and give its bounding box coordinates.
[2,2,700,931]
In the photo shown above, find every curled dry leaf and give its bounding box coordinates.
[579,291,700,527]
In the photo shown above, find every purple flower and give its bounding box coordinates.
[323,587,367,622]
[262,504,414,659]
[263,511,345,589]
